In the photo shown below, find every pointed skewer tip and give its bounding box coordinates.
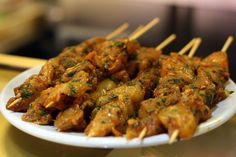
[138,127,147,139]
[168,130,179,144]
[155,34,177,51]
[221,36,234,52]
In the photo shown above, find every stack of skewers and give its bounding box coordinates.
[6,18,234,143]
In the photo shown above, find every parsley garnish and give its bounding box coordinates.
[147,108,155,113]
[229,91,234,94]
[21,87,33,99]
[68,83,77,96]
[114,41,124,47]
[39,108,47,116]
[67,71,76,77]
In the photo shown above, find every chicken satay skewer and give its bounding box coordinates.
[168,38,202,144]
[137,39,200,140]
[168,37,233,144]
[105,23,129,40]
[134,35,178,139]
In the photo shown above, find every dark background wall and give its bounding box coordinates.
[9,1,236,80]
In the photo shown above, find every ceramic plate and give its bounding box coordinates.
[1,66,236,148]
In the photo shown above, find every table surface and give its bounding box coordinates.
[1,68,236,157]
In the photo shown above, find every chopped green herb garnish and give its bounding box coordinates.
[67,71,76,77]
[161,98,166,103]
[199,90,206,97]
[68,46,76,52]
[110,75,118,82]
[155,127,162,132]
[21,87,33,99]
[108,94,118,101]
[114,41,124,47]
[229,91,234,94]
[86,82,93,87]
[124,95,130,104]
[62,60,76,68]
[147,108,155,113]
[68,83,77,96]
[189,84,198,90]
[39,108,47,116]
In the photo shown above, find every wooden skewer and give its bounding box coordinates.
[138,127,147,139]
[128,25,144,38]
[155,34,176,51]
[168,129,179,144]
[221,36,234,52]
[45,101,54,108]
[105,23,129,40]
[178,38,196,55]
[0,54,46,69]
[129,18,160,41]
[7,98,22,108]
[188,38,202,58]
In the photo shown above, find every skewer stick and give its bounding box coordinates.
[188,38,202,58]
[138,127,147,139]
[129,18,160,41]
[45,101,54,108]
[168,129,179,144]
[105,23,129,40]
[178,38,196,55]
[7,98,22,108]
[155,34,176,51]
[221,36,234,52]
[128,25,144,38]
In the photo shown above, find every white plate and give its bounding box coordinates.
[1,66,236,148]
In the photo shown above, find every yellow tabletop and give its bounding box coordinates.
[1,68,236,157]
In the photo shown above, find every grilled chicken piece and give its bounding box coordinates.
[22,88,54,124]
[126,47,162,78]
[160,53,195,84]
[7,75,48,112]
[158,51,229,139]
[54,79,117,132]
[126,98,164,139]
[86,39,140,75]
[54,104,86,131]
[158,104,197,139]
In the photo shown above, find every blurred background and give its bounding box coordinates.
[0,0,236,80]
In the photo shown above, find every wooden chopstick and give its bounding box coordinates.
[0,54,46,69]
